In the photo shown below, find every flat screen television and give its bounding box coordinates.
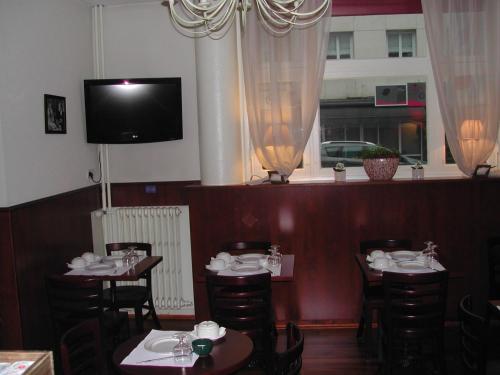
[84,77,183,144]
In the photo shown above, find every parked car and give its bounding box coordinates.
[320,141,420,168]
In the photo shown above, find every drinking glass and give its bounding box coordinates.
[173,333,192,363]
[268,244,282,268]
[128,246,139,266]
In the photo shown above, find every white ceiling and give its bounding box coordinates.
[81,0,161,6]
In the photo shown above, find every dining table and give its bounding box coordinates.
[354,253,446,286]
[200,254,295,281]
[112,329,253,375]
[64,255,163,306]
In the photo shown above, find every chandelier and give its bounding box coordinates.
[161,0,331,37]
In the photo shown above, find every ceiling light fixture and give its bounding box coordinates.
[161,0,331,37]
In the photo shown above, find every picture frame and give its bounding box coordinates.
[472,164,492,178]
[44,94,66,134]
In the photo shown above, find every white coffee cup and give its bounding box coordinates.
[209,258,226,270]
[71,257,86,268]
[373,257,389,269]
[195,321,226,339]
[216,252,231,264]
[370,250,386,259]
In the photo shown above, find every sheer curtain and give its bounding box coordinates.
[422,0,500,176]
[241,1,330,180]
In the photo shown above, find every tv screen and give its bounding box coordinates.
[84,77,183,144]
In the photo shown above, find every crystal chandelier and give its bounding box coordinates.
[162,0,331,37]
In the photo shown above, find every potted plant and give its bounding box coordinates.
[333,162,346,182]
[411,161,424,179]
[361,146,400,181]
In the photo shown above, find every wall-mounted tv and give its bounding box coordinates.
[84,77,183,144]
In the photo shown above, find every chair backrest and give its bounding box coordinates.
[106,242,152,284]
[220,241,272,255]
[458,295,489,375]
[206,273,273,345]
[487,237,500,299]
[272,322,304,375]
[360,239,412,255]
[46,275,104,343]
[382,270,449,340]
[60,318,106,375]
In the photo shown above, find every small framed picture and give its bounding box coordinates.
[472,164,492,178]
[44,94,66,134]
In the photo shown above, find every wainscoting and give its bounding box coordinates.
[185,178,500,325]
[1,177,498,350]
[0,186,100,349]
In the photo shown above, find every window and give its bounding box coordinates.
[327,32,353,60]
[319,78,427,168]
[387,30,416,58]
[245,14,465,181]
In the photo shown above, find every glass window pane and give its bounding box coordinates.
[327,33,338,59]
[338,33,351,59]
[320,77,427,168]
[387,33,399,56]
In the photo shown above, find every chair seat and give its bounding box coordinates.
[103,286,148,308]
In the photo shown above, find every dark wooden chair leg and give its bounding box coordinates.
[134,306,144,333]
[148,297,161,329]
[357,313,365,339]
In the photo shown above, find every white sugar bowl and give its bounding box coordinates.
[194,321,225,339]
[82,252,96,264]
[216,252,232,263]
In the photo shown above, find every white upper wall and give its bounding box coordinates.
[0,0,97,206]
[99,2,200,183]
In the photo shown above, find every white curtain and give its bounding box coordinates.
[422,0,500,176]
[241,1,330,179]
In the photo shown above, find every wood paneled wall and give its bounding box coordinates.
[0,209,22,349]
[0,186,100,349]
[2,177,499,349]
[185,178,500,325]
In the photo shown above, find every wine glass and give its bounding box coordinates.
[128,246,139,266]
[268,244,282,268]
[173,333,192,363]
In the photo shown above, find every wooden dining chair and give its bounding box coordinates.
[206,272,276,371]
[487,237,500,299]
[45,275,129,359]
[381,270,449,375]
[271,322,304,375]
[60,318,107,375]
[102,242,160,333]
[357,239,412,344]
[459,295,489,375]
[220,241,272,255]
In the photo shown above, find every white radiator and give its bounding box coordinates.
[91,206,194,315]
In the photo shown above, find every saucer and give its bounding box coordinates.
[205,264,228,272]
[190,329,226,343]
[67,263,86,270]
[368,260,396,271]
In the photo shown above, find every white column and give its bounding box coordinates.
[195,25,243,185]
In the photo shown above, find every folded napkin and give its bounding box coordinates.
[121,329,199,367]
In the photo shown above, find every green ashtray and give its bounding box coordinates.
[192,338,213,357]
